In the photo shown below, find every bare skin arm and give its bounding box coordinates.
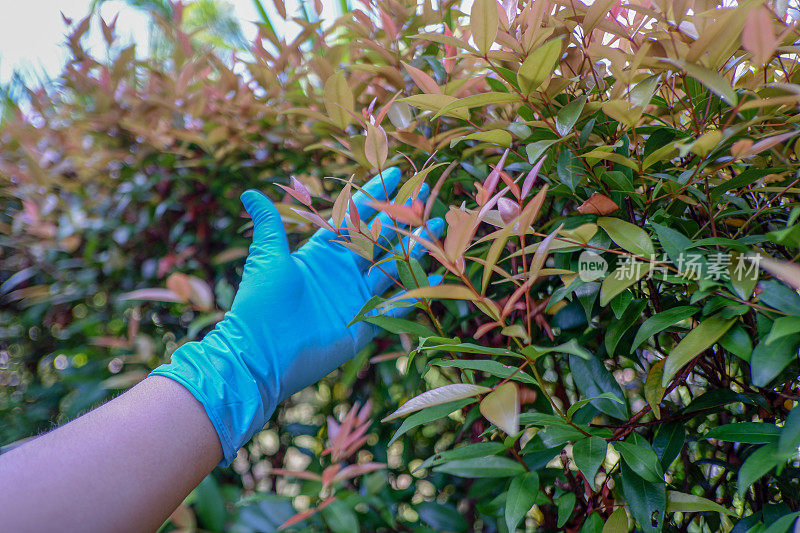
[0,376,222,532]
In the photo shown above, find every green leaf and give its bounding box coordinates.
[661,317,736,386]
[778,404,800,457]
[567,392,623,420]
[758,279,800,316]
[526,138,560,163]
[556,96,587,137]
[416,442,507,472]
[599,262,653,307]
[662,58,738,105]
[705,422,780,444]
[665,491,735,516]
[363,315,436,339]
[615,438,664,483]
[557,148,587,191]
[556,492,576,528]
[682,388,763,414]
[193,476,226,532]
[720,325,753,360]
[388,399,476,445]
[518,38,562,95]
[419,340,522,357]
[750,336,800,388]
[652,421,685,469]
[764,512,800,533]
[597,217,655,257]
[505,471,540,532]
[470,0,498,55]
[738,443,782,496]
[644,359,667,418]
[631,306,697,353]
[569,355,629,420]
[452,129,513,148]
[765,316,800,345]
[650,222,692,266]
[433,92,522,118]
[606,300,647,355]
[384,383,490,422]
[603,507,629,533]
[322,499,359,533]
[573,436,607,491]
[394,163,448,205]
[417,502,468,532]
[521,339,593,361]
[430,358,537,385]
[480,382,520,436]
[620,463,665,533]
[433,456,526,478]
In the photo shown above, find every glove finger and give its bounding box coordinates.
[313,167,402,244]
[355,183,431,270]
[367,217,445,295]
[241,190,290,256]
[384,274,444,318]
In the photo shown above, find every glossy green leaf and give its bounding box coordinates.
[518,38,562,95]
[415,442,507,472]
[663,58,738,105]
[665,491,734,516]
[615,439,664,483]
[470,0,498,55]
[662,317,736,386]
[603,507,630,533]
[433,456,526,478]
[750,336,800,388]
[505,471,539,532]
[597,217,655,257]
[556,96,586,137]
[388,399,476,445]
[620,463,665,533]
[644,359,667,418]
[569,355,629,420]
[556,492,576,528]
[599,262,653,307]
[652,421,685,469]
[631,306,697,353]
[606,299,647,355]
[452,129,513,148]
[705,422,780,444]
[777,403,800,457]
[567,392,623,420]
[322,499,359,533]
[430,358,537,384]
[738,443,782,496]
[526,138,560,163]
[416,502,468,532]
[765,316,800,345]
[573,436,607,491]
[557,148,587,191]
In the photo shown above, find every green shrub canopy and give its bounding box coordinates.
[3,0,800,531]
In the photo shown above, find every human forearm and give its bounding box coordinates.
[0,376,221,533]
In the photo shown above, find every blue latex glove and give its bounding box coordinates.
[151,167,444,465]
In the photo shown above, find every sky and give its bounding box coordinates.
[0,0,336,84]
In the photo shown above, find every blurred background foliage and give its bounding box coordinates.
[4,0,800,531]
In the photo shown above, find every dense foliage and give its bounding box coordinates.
[4,0,800,531]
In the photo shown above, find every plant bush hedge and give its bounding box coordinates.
[3,1,800,531]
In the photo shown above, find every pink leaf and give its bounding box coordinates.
[521,155,546,199]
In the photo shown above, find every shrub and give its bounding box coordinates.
[4,0,800,531]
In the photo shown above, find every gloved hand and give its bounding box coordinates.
[151,168,444,465]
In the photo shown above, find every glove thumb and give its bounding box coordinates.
[241,190,289,255]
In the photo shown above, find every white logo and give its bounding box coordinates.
[578,251,608,281]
